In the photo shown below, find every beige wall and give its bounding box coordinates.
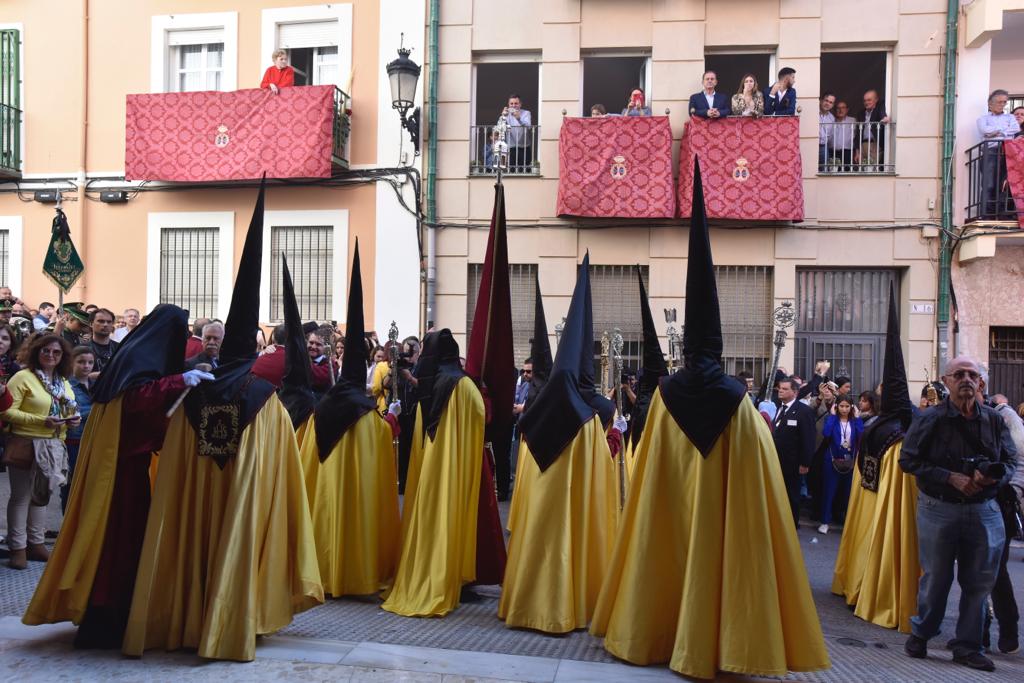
[0,0,388,320]
[432,0,944,386]
[951,242,1024,375]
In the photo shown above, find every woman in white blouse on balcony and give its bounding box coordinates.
[731,74,764,117]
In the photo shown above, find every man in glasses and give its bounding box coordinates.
[899,356,1017,672]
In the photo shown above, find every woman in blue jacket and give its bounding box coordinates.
[818,394,863,534]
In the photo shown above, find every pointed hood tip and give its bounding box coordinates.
[682,155,723,365]
[880,281,913,423]
[219,178,266,363]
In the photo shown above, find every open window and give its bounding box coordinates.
[471,59,540,175]
[277,22,339,86]
[703,52,773,99]
[819,50,893,174]
[582,55,650,116]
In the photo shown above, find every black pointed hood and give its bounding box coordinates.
[862,282,913,466]
[278,255,317,429]
[578,253,615,428]
[415,328,467,440]
[314,240,377,460]
[658,157,746,457]
[184,181,276,469]
[632,266,668,449]
[219,175,265,363]
[524,272,552,411]
[520,252,606,471]
[91,304,189,404]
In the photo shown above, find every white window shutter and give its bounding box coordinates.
[276,20,338,49]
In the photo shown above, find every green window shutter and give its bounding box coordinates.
[0,29,19,174]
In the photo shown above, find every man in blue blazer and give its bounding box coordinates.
[765,67,797,116]
[688,71,732,119]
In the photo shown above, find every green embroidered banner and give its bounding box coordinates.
[42,209,84,294]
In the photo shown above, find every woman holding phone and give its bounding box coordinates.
[1,334,78,569]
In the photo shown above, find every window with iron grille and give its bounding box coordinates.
[159,227,219,319]
[0,228,8,286]
[717,265,773,385]
[466,263,537,366]
[590,265,648,373]
[991,327,1024,362]
[269,225,333,323]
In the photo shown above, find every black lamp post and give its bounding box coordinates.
[386,37,421,155]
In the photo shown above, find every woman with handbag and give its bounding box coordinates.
[818,394,863,535]
[2,334,78,570]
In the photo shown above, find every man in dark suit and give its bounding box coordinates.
[688,70,731,119]
[857,89,890,171]
[184,320,223,369]
[772,376,816,527]
[765,67,797,116]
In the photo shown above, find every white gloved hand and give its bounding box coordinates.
[613,415,628,434]
[182,370,215,387]
[388,400,402,417]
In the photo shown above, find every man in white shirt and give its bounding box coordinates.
[818,92,836,171]
[977,89,1021,219]
[111,308,140,342]
[831,101,857,171]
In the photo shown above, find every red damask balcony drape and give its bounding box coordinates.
[125,86,336,182]
[556,116,676,218]
[1003,137,1024,228]
[677,116,804,221]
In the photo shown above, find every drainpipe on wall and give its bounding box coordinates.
[936,0,958,370]
[74,0,89,300]
[423,0,439,331]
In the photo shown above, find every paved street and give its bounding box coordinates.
[1,477,1023,681]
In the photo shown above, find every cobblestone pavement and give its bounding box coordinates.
[1,476,1023,681]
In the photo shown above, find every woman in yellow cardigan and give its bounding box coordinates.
[2,334,78,570]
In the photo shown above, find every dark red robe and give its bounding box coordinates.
[76,375,185,648]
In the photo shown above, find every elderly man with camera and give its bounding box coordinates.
[899,355,1017,672]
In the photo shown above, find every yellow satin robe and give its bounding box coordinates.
[294,414,318,512]
[590,394,830,679]
[306,411,400,597]
[831,441,919,632]
[23,399,126,625]
[499,415,617,633]
[382,377,484,617]
[123,395,323,662]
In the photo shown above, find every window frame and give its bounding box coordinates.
[580,49,653,117]
[260,210,348,324]
[260,5,353,90]
[0,23,25,174]
[0,215,23,295]
[170,42,225,93]
[151,12,238,93]
[146,211,235,320]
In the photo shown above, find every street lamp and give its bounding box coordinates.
[386,35,421,155]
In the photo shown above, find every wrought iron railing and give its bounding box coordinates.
[965,139,1021,223]
[0,102,20,177]
[470,124,540,176]
[332,86,351,169]
[817,120,895,175]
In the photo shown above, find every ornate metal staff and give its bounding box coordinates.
[757,301,796,404]
[664,307,679,374]
[491,111,510,184]
[611,327,627,511]
[387,321,401,476]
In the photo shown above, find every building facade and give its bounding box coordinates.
[0,0,424,338]
[431,0,956,398]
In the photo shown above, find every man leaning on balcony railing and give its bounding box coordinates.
[977,89,1021,220]
[818,92,836,171]
[500,94,533,173]
[857,90,889,173]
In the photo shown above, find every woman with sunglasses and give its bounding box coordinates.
[2,334,78,569]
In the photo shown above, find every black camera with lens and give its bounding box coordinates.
[959,456,1007,480]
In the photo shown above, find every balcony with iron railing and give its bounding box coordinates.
[964,139,1021,224]
[469,124,540,176]
[817,120,895,175]
[0,101,20,179]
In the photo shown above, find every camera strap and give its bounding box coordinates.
[950,412,996,461]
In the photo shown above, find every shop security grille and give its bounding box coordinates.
[467,263,537,366]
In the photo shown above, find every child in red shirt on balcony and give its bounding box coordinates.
[261,49,295,94]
